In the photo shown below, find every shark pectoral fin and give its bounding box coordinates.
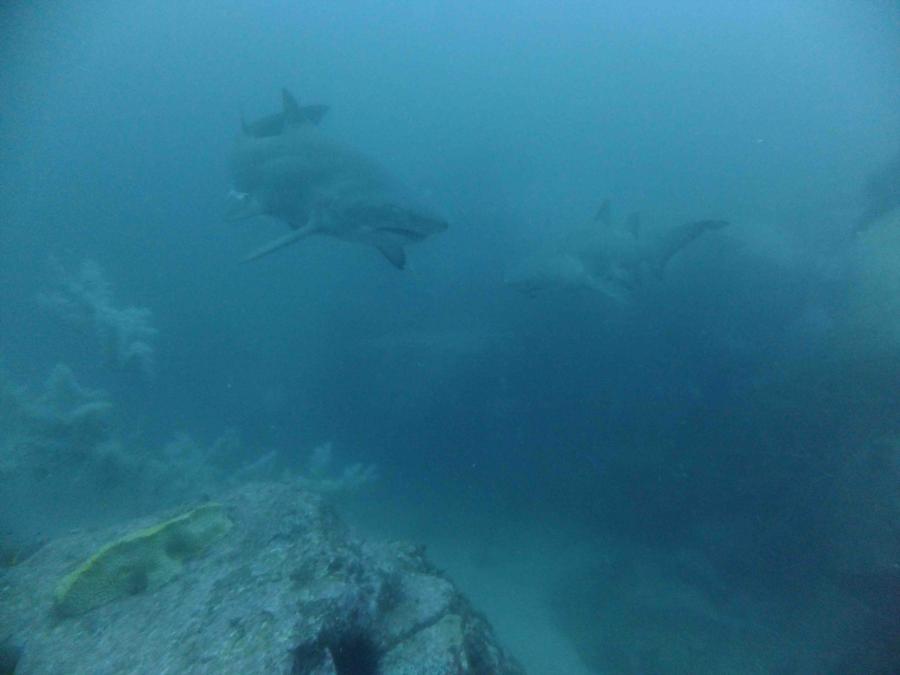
[374,239,407,269]
[243,227,315,262]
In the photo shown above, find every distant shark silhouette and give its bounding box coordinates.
[506,200,728,301]
[226,88,447,269]
[856,149,900,233]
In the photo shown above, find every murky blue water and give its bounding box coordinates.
[2,2,899,672]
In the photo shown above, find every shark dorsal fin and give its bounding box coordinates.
[593,200,612,226]
[626,212,641,238]
[282,90,329,127]
[282,88,303,125]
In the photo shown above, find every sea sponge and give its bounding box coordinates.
[54,503,232,617]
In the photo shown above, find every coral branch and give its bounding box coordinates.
[38,259,158,377]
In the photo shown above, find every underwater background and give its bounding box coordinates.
[2,2,899,672]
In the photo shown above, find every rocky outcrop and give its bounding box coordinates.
[0,481,524,675]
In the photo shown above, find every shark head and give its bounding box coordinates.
[505,252,593,297]
[226,90,448,268]
[506,200,728,303]
[506,201,644,300]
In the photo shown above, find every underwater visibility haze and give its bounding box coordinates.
[1,2,900,673]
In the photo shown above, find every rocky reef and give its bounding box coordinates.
[0,480,524,674]
[0,364,376,561]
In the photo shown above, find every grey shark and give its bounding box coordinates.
[506,200,728,301]
[226,89,447,269]
[856,149,900,233]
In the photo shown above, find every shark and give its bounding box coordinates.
[856,148,900,233]
[505,200,728,301]
[226,88,447,269]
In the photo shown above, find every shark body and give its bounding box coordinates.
[226,89,447,269]
[506,200,728,301]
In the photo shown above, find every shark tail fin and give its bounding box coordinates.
[243,226,315,263]
[652,219,729,278]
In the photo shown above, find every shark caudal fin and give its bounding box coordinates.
[652,219,729,278]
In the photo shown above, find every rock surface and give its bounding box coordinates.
[0,481,524,674]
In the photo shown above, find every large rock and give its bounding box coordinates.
[0,481,524,674]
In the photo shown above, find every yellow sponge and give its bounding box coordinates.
[54,503,232,617]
